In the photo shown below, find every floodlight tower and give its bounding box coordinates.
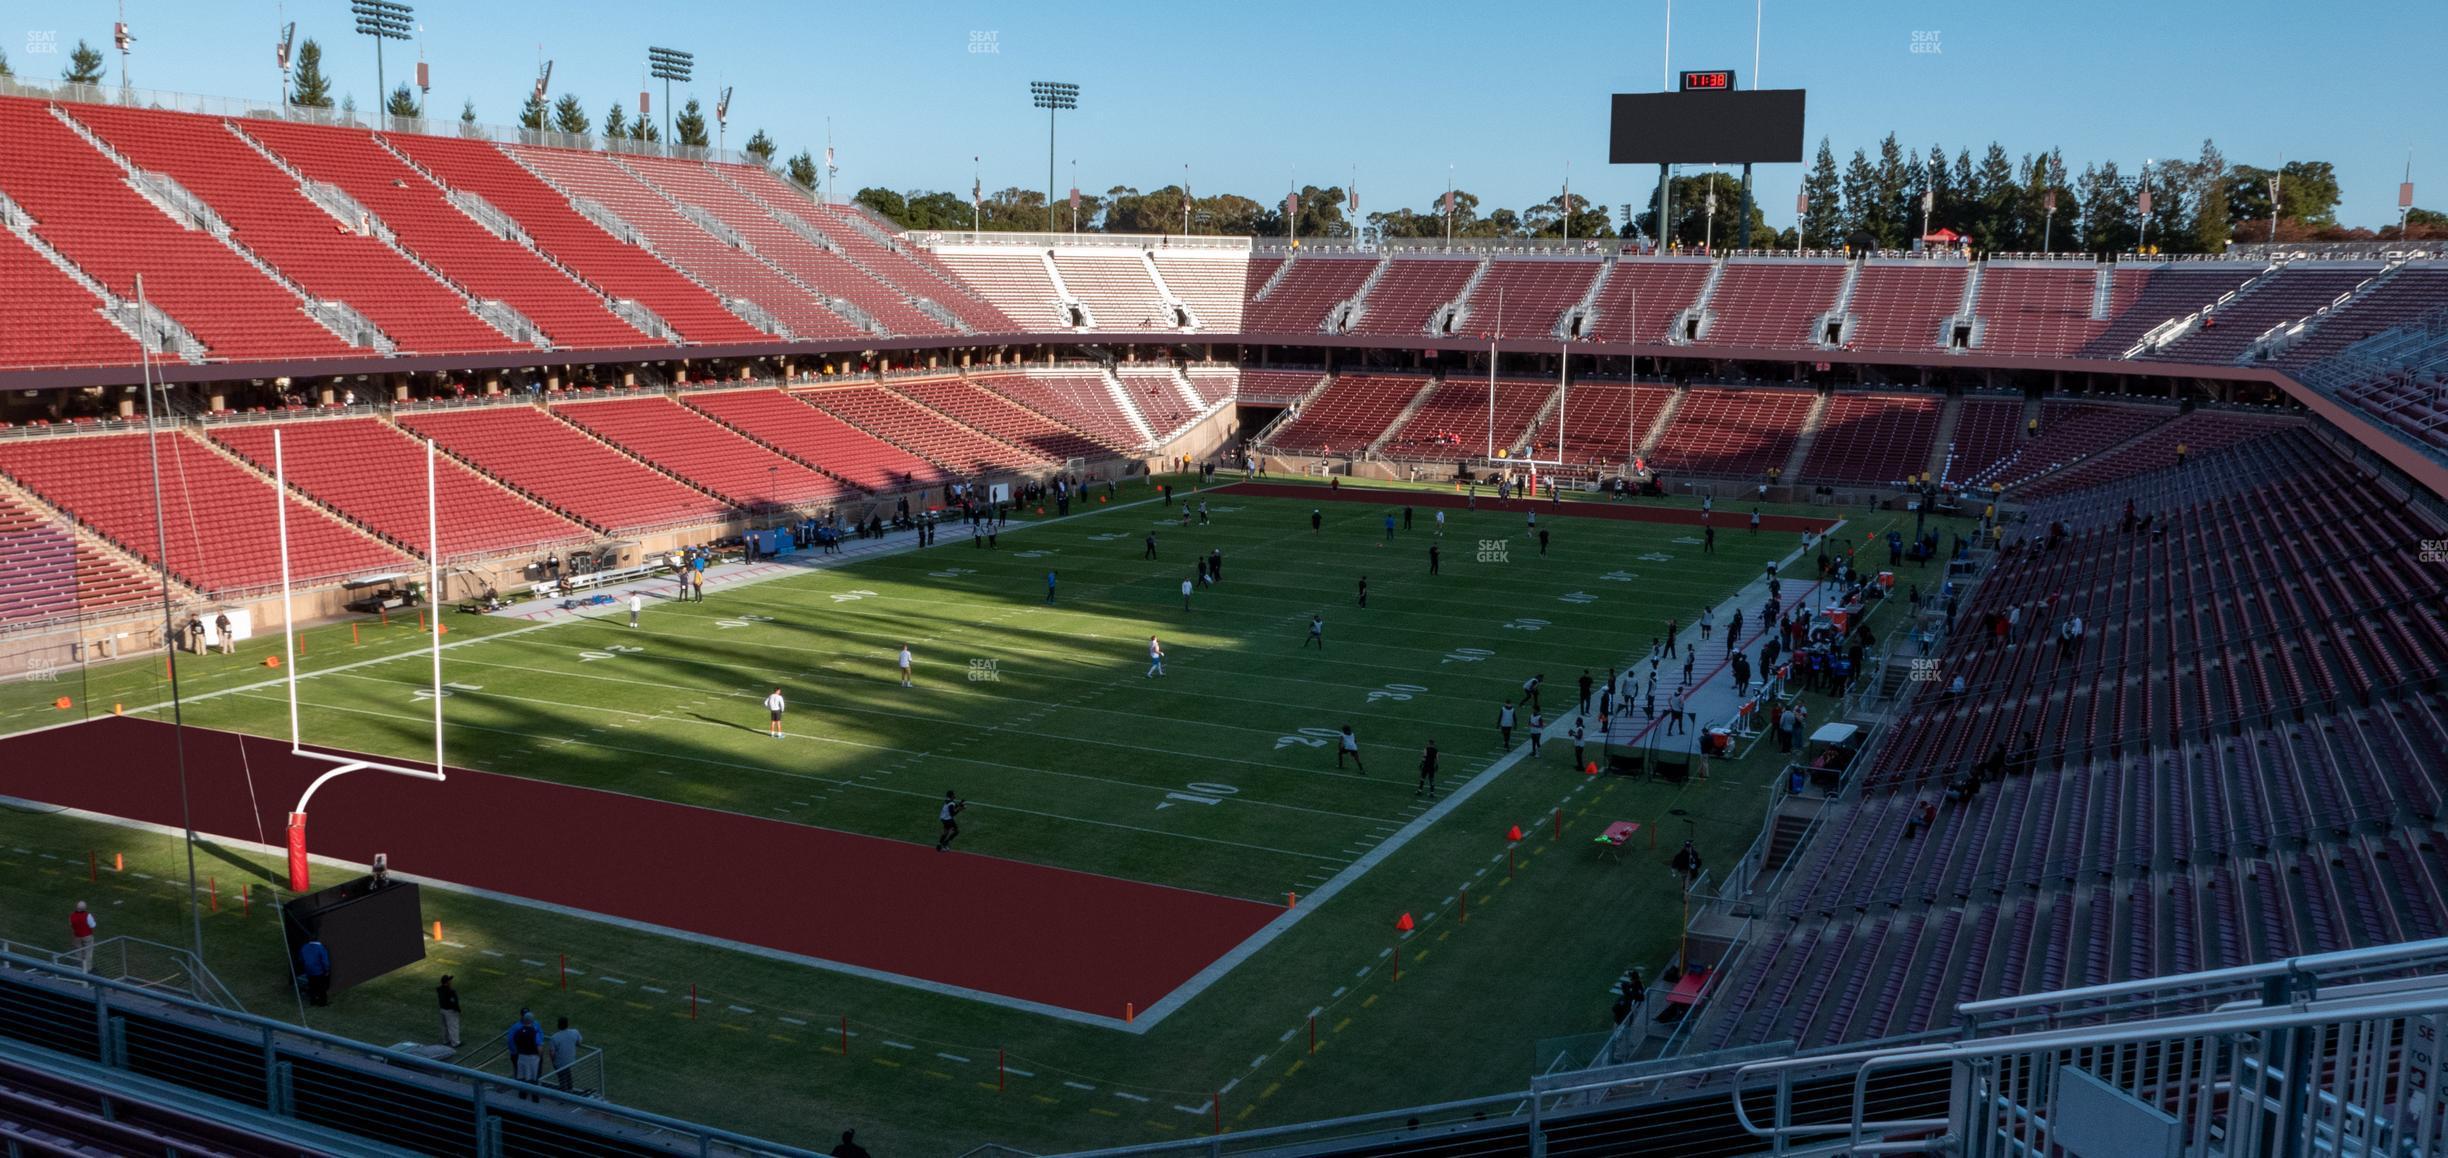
[351,0,413,119]
[647,46,694,148]
[1029,81,1078,232]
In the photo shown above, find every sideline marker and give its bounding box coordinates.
[432,920,442,942]
[114,853,123,873]
[1395,912,1414,933]
[1125,1002,1135,1024]
[1554,807,1562,839]
[1287,891,1297,908]
[208,877,218,912]
[690,983,698,1020]
[1460,885,1469,923]
[242,884,250,916]
[840,1015,849,1056]
[559,954,567,990]
[999,1048,1007,1091]
[87,851,96,882]
[352,623,360,645]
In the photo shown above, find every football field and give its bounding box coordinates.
[0,475,1925,1152]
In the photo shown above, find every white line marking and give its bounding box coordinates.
[882,1040,916,1051]
[1114,1092,1151,1104]
[1064,1081,1097,1092]
[777,1016,807,1027]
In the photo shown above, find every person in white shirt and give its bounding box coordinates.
[1182,577,1194,610]
[936,791,968,852]
[628,592,642,629]
[764,688,786,739]
[898,644,914,688]
[1146,636,1165,678]
[1337,724,1362,772]
[1433,509,1447,536]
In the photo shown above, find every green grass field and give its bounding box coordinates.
[0,475,1946,1154]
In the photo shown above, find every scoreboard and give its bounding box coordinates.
[1679,69,1736,91]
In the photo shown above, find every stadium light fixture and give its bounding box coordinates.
[351,0,414,121]
[648,46,695,148]
[1030,81,1079,232]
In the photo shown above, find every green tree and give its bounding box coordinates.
[1872,134,1911,247]
[2080,161,2138,255]
[1972,143,2020,252]
[853,187,907,223]
[290,39,334,108]
[785,151,819,190]
[517,90,547,132]
[61,39,105,86]
[0,47,14,79]
[386,84,420,119]
[1800,140,1843,247]
[744,129,777,167]
[459,98,477,125]
[601,102,627,139]
[2226,160,2343,238]
[1645,172,1760,247]
[340,94,358,123]
[2140,159,2192,253]
[1526,190,1613,239]
[1922,144,1955,237]
[630,117,658,143]
[673,98,709,147]
[1838,147,1884,248]
[2189,140,2230,253]
[551,94,589,137]
[2024,150,2077,253]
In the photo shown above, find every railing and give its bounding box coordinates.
[0,945,819,1156]
[0,75,761,167]
[910,230,1252,251]
[1728,937,2448,1156]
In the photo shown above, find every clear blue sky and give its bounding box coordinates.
[17,0,2440,229]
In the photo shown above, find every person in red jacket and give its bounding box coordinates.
[69,901,97,971]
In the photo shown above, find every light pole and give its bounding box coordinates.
[1029,81,1077,233]
[351,0,412,123]
[647,45,693,150]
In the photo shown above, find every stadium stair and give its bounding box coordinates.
[1363,376,1443,456]
[1634,385,1685,459]
[1923,395,1964,481]
[1328,255,1394,334]
[1782,392,1832,479]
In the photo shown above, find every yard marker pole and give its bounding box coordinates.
[690,983,697,1020]
[840,1016,848,1055]
[208,877,217,912]
[88,851,96,882]
[427,441,445,780]
[1213,1090,1221,1135]
[242,884,250,916]
[999,1048,1006,1091]
[115,853,123,873]
[559,954,567,990]
[352,622,359,645]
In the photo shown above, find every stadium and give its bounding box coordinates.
[0,1,2444,1154]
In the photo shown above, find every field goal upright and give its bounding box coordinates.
[1475,301,1640,483]
[273,428,448,892]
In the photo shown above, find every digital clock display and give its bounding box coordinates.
[1680,69,1735,91]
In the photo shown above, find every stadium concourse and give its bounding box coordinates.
[2,78,2448,1158]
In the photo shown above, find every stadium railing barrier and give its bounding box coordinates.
[0,945,822,1156]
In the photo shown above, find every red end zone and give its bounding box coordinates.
[0,716,1278,1020]
[1214,481,1842,532]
